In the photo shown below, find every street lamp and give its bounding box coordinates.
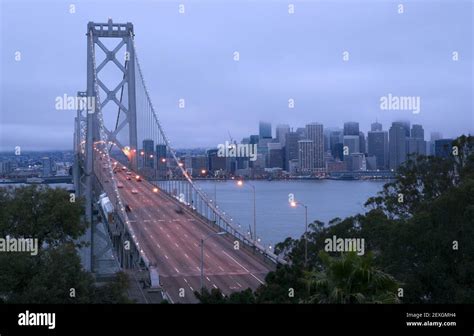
[200,231,226,293]
[236,180,257,243]
[290,199,308,268]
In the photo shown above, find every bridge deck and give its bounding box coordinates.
[114,169,272,303]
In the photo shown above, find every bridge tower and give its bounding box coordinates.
[83,19,139,274]
[86,19,138,171]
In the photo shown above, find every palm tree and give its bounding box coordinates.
[302,251,400,304]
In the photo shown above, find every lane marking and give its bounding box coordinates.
[236,282,242,288]
[174,267,180,273]
[184,253,189,259]
[213,284,218,289]
[251,273,264,285]
[174,243,179,248]
[218,266,224,272]
[164,255,169,260]
[222,251,250,273]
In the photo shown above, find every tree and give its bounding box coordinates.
[0,186,131,304]
[301,251,400,304]
[0,185,87,247]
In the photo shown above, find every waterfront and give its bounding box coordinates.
[196,180,387,248]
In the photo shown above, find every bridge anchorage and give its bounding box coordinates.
[73,19,285,303]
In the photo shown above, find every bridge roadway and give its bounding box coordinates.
[113,168,272,303]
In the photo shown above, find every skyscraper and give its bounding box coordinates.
[156,144,167,178]
[268,143,284,169]
[429,132,442,155]
[305,123,324,169]
[407,124,426,158]
[276,124,290,146]
[329,131,343,159]
[343,122,359,136]
[389,122,407,170]
[394,120,410,137]
[371,121,382,132]
[298,140,314,173]
[285,132,300,171]
[359,131,366,154]
[411,124,424,139]
[259,121,272,139]
[368,131,389,169]
[343,135,360,154]
[143,139,155,168]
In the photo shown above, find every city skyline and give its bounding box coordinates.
[1,0,472,151]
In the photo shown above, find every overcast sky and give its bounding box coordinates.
[0,0,472,151]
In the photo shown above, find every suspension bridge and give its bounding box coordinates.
[72,19,284,303]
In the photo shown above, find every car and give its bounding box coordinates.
[117,182,124,188]
[126,171,132,175]
[135,175,142,182]
[126,176,131,180]
[125,204,131,212]
[131,189,138,194]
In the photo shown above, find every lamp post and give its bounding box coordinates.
[200,231,226,293]
[290,200,308,268]
[236,180,257,242]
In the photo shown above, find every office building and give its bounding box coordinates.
[268,143,284,169]
[329,131,343,159]
[359,131,366,154]
[389,122,408,170]
[371,121,382,132]
[285,132,300,171]
[298,140,314,173]
[142,139,155,168]
[343,122,359,136]
[276,124,290,146]
[411,124,424,139]
[368,130,389,169]
[259,121,272,139]
[343,135,360,155]
[305,123,324,169]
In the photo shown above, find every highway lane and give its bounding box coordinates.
[112,168,273,303]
